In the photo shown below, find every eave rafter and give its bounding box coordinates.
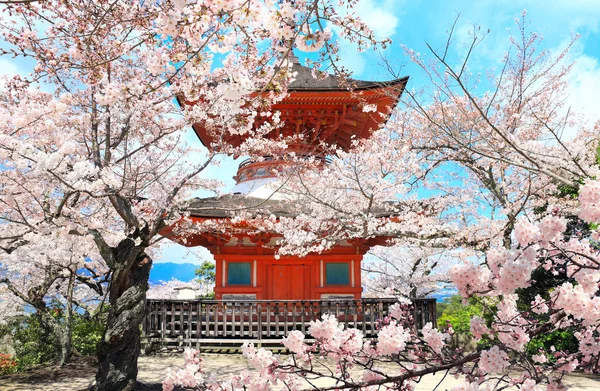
[190,85,403,151]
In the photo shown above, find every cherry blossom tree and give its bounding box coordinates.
[0,230,108,365]
[163,13,600,391]
[247,124,488,257]
[0,0,388,389]
[362,245,452,298]
[398,12,598,241]
[147,278,211,300]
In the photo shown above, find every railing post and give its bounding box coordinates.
[161,301,167,346]
[141,301,147,341]
[196,300,201,350]
[257,302,262,348]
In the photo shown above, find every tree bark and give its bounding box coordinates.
[58,269,75,366]
[56,327,72,366]
[37,310,73,366]
[94,237,152,391]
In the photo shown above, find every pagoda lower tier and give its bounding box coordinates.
[213,250,363,300]
[160,195,396,300]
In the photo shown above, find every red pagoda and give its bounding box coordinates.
[164,55,408,301]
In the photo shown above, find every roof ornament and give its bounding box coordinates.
[287,50,300,64]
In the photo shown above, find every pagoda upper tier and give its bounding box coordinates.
[189,55,408,154]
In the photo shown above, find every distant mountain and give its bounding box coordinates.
[430,287,457,301]
[150,262,197,284]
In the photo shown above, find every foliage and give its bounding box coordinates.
[71,310,108,356]
[195,261,216,284]
[436,299,448,319]
[517,189,592,360]
[437,295,484,334]
[516,267,569,308]
[527,329,579,363]
[6,315,56,371]
[0,308,106,372]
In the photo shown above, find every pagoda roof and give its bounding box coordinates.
[162,193,439,249]
[183,194,299,218]
[181,194,404,219]
[286,56,408,91]
[184,55,409,151]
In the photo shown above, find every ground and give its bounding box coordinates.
[0,353,599,391]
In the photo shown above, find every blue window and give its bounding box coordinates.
[325,262,349,285]
[228,262,251,285]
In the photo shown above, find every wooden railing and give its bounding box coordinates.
[142,298,436,351]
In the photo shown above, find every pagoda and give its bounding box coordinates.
[163,55,408,301]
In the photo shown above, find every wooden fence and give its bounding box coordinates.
[142,298,436,351]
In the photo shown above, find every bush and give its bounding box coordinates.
[526,329,579,363]
[10,315,57,370]
[438,295,484,334]
[0,307,108,372]
[439,293,579,360]
[437,295,488,352]
[516,266,578,361]
[71,311,106,356]
[0,353,18,376]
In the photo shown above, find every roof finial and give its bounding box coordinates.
[287,50,300,64]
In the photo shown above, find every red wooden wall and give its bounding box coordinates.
[213,254,363,300]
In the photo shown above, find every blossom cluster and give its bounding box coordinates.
[421,322,449,354]
[163,348,204,391]
[469,317,491,341]
[478,346,509,374]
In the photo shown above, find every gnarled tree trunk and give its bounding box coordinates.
[95,237,152,391]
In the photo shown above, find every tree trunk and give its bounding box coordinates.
[95,238,152,391]
[56,327,73,366]
[56,269,75,366]
[36,310,73,366]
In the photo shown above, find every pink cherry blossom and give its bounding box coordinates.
[470,317,491,341]
[479,346,509,374]
[421,322,449,354]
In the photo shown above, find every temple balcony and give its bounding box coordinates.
[142,298,437,352]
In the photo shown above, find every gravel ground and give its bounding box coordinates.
[1,353,599,391]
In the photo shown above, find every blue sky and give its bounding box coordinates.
[159,0,600,266]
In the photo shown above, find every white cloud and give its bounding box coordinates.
[545,38,600,139]
[566,53,600,124]
[355,0,401,39]
[331,0,404,77]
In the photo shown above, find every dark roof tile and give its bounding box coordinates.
[287,56,408,91]
[182,194,401,219]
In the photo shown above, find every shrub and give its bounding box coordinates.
[437,295,488,352]
[526,329,579,363]
[0,353,18,376]
[438,295,484,334]
[10,315,56,370]
[72,311,106,356]
[0,307,108,372]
